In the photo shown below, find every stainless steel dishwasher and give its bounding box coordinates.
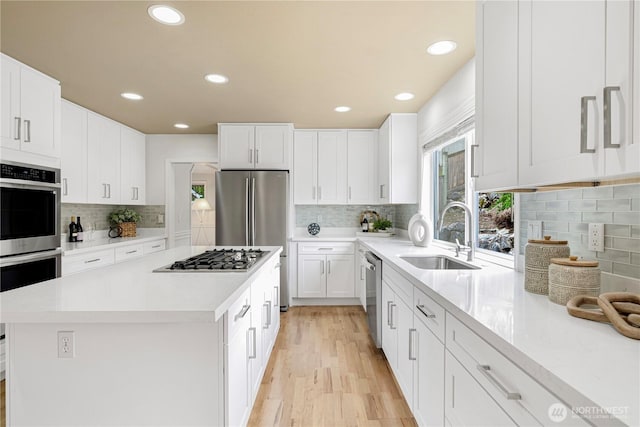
[364,251,382,348]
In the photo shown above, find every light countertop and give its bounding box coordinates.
[360,238,639,427]
[1,246,282,323]
[291,227,405,242]
[62,228,167,256]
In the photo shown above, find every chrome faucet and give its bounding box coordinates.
[437,201,475,262]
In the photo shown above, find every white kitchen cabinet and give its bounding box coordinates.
[142,239,166,255]
[249,274,266,401]
[356,244,367,310]
[377,113,417,204]
[347,130,378,203]
[413,312,445,427]
[114,244,144,263]
[317,131,348,204]
[381,280,398,370]
[474,0,519,191]
[297,242,355,298]
[87,112,121,203]
[218,123,292,170]
[395,297,414,410]
[120,126,146,205]
[293,131,317,204]
[61,100,87,203]
[1,53,61,160]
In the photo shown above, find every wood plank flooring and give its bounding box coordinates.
[248,306,416,427]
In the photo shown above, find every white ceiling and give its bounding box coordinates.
[0,1,475,134]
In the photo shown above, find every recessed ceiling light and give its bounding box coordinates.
[148,5,185,26]
[121,92,143,101]
[427,40,457,56]
[204,74,229,84]
[334,106,351,113]
[174,123,189,129]
[394,92,415,101]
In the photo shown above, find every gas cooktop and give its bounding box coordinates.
[153,249,269,272]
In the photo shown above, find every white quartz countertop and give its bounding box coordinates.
[62,228,167,256]
[1,246,282,324]
[360,238,640,427]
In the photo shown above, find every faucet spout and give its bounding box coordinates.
[438,201,475,262]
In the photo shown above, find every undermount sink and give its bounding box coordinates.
[399,255,480,270]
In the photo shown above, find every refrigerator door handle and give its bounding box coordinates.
[251,177,256,246]
[245,178,250,246]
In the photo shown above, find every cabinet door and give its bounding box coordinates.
[293,131,317,204]
[413,318,445,427]
[1,55,21,150]
[317,131,347,204]
[347,130,377,203]
[61,101,87,203]
[297,255,326,298]
[377,117,390,203]
[250,280,265,401]
[444,351,515,427]
[219,125,255,169]
[255,125,290,169]
[226,329,250,427]
[19,66,60,158]
[395,300,413,411]
[388,114,417,203]
[519,1,605,185]
[87,113,121,203]
[356,247,367,310]
[326,254,355,298]
[120,126,146,205]
[475,0,518,191]
[269,263,280,352]
[381,280,397,370]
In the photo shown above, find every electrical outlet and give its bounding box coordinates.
[527,221,543,240]
[58,331,75,358]
[157,214,164,224]
[588,223,604,252]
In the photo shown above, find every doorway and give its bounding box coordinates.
[191,163,217,246]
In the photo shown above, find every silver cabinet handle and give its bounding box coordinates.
[477,365,521,400]
[409,328,417,361]
[255,149,259,164]
[274,286,279,309]
[387,301,392,326]
[318,248,333,251]
[84,258,100,264]
[327,260,331,275]
[14,117,21,140]
[132,187,136,201]
[390,303,397,329]
[245,178,250,246]
[63,178,68,196]
[107,183,111,198]
[249,148,253,164]
[235,304,251,321]
[151,244,161,249]
[23,119,31,142]
[266,300,272,327]
[263,302,270,329]
[321,260,325,275]
[379,184,384,199]
[360,265,365,281]
[318,186,322,200]
[102,183,108,198]
[470,144,479,178]
[416,304,436,319]
[125,250,137,254]
[312,186,316,200]
[604,86,621,149]
[580,96,597,153]
[248,327,257,359]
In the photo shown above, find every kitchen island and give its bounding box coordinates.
[1,246,282,426]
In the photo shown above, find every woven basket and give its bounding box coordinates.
[524,237,570,295]
[120,222,137,237]
[548,259,600,305]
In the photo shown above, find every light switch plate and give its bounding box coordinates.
[527,221,542,240]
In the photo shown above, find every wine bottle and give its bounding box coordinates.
[76,216,84,242]
[361,217,368,232]
[69,216,78,242]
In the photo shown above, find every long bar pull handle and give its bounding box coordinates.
[580,96,597,153]
[409,328,417,361]
[387,301,392,326]
[266,300,272,328]
[470,144,480,178]
[476,365,522,400]
[107,183,111,199]
[248,327,257,359]
[416,304,436,319]
[102,183,107,198]
[379,184,384,199]
[251,178,256,245]
[321,260,325,275]
[84,258,101,264]
[255,149,259,164]
[24,119,31,142]
[318,248,333,251]
[360,265,364,281]
[63,178,68,196]
[263,302,270,329]
[604,86,621,148]
[390,303,397,329]
[249,148,253,164]
[245,178,250,246]
[274,286,279,310]
[235,304,251,321]
[327,260,331,275]
[14,117,21,140]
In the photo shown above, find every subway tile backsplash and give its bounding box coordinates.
[519,184,640,280]
[295,204,418,230]
[61,204,165,232]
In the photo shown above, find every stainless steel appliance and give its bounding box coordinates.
[154,248,269,272]
[215,170,289,310]
[365,251,382,348]
[1,161,61,256]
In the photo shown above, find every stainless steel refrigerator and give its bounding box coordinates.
[215,170,290,310]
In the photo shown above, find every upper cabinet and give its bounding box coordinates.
[476,0,639,190]
[377,113,418,204]
[347,130,378,204]
[218,123,292,170]
[61,100,87,203]
[120,126,146,205]
[1,53,61,163]
[87,112,121,204]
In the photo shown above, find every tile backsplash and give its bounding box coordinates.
[295,204,418,230]
[61,204,165,232]
[519,184,640,280]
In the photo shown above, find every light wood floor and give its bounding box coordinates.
[248,306,416,427]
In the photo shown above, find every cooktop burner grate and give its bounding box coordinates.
[154,249,269,272]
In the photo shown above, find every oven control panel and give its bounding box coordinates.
[1,163,58,183]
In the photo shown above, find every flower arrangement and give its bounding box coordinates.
[108,208,142,224]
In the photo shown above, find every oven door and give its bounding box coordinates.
[0,248,62,292]
[0,179,61,256]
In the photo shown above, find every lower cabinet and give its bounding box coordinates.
[297,242,355,298]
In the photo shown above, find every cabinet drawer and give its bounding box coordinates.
[382,264,413,306]
[62,249,115,275]
[114,244,144,263]
[143,239,166,255]
[225,286,252,340]
[413,286,445,343]
[446,313,589,426]
[297,242,354,255]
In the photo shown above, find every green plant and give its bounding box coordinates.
[373,218,392,231]
[108,208,142,224]
[493,193,513,212]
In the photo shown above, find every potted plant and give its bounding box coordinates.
[372,217,393,232]
[108,208,142,237]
